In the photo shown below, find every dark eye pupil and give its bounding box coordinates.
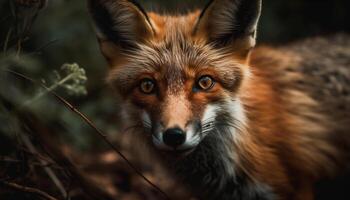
[141,80,154,93]
[198,76,213,89]
[201,79,210,87]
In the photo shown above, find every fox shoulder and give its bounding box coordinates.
[249,34,350,177]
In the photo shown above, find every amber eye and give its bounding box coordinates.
[197,76,215,91]
[140,79,155,94]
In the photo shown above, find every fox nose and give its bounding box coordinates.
[163,128,186,148]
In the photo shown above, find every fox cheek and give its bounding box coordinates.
[201,104,219,126]
[141,110,152,129]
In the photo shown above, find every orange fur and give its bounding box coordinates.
[88,1,349,199]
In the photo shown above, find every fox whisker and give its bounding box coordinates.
[122,123,144,133]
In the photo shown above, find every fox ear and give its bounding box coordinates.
[194,0,262,55]
[88,0,154,62]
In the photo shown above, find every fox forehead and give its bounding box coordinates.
[108,41,245,94]
[106,12,248,95]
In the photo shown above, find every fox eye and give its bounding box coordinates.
[197,76,215,91]
[140,78,155,94]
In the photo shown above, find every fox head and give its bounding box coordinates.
[88,0,261,157]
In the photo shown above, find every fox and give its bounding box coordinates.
[87,0,350,199]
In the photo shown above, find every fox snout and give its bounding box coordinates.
[151,121,203,152]
[153,126,187,150]
[140,92,213,152]
[162,128,186,148]
[142,97,219,152]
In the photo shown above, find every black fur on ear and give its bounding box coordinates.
[194,0,262,48]
[88,0,154,49]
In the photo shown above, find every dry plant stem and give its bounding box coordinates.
[24,119,116,200]
[0,156,62,169]
[29,39,59,55]
[3,28,13,53]
[50,83,171,200]
[22,72,76,107]
[9,97,116,200]
[16,39,22,57]
[1,181,60,200]
[6,69,172,200]
[20,134,68,199]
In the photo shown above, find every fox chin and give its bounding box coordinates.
[88,0,350,199]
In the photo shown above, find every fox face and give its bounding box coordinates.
[89,0,261,155]
[110,36,249,154]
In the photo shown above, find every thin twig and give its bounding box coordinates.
[0,181,60,200]
[20,134,68,199]
[16,38,22,57]
[2,96,68,198]
[12,106,115,200]
[3,27,13,53]
[27,39,59,55]
[0,156,62,169]
[5,69,171,200]
[22,72,75,107]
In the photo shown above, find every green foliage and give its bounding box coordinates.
[53,63,88,97]
[23,63,87,107]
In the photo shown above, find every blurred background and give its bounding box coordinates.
[0,0,349,199]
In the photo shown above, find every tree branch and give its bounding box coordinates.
[4,68,171,200]
[1,181,60,200]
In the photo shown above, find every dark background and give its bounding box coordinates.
[0,0,349,199]
[1,0,349,90]
[1,0,350,80]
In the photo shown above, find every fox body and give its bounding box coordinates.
[88,0,350,199]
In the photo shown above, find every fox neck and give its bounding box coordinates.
[171,132,238,197]
[157,105,273,199]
